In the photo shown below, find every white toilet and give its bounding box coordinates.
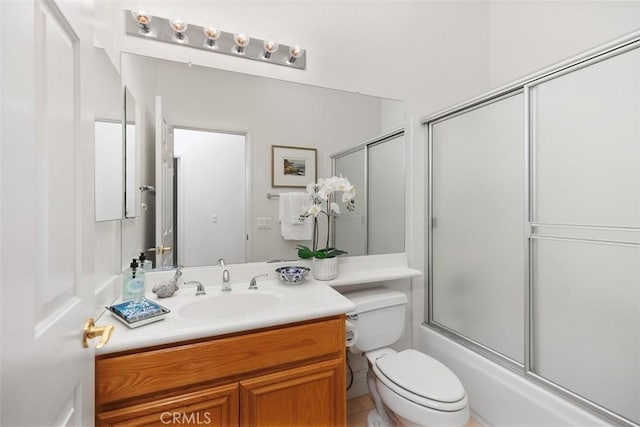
[344,287,469,427]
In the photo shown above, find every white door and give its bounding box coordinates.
[154,96,175,267]
[1,0,97,425]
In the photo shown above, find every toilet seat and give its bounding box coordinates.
[371,349,468,412]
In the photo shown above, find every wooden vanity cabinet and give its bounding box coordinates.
[95,315,346,426]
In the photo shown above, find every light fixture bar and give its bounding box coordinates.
[125,10,306,70]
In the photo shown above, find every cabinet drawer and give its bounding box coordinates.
[96,316,344,406]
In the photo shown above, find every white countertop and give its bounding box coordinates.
[96,279,355,355]
[95,253,422,356]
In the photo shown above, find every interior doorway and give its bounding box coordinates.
[173,128,247,266]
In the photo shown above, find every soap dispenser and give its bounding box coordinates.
[138,252,152,271]
[123,258,146,301]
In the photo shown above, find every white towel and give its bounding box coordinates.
[279,192,313,240]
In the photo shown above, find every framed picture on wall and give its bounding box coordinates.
[271,145,317,187]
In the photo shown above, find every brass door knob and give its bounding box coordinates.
[148,245,172,254]
[82,318,114,349]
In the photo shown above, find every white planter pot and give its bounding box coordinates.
[312,257,339,281]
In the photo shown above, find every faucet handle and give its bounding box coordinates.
[171,265,184,285]
[221,269,231,292]
[184,280,206,296]
[249,274,268,290]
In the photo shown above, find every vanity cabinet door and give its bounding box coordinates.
[96,383,239,427]
[239,358,345,427]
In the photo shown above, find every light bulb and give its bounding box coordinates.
[131,8,152,33]
[169,15,188,41]
[287,44,304,64]
[203,22,221,48]
[233,32,250,54]
[263,39,279,59]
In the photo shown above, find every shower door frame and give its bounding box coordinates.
[423,29,640,427]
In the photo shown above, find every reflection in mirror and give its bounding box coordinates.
[94,47,124,222]
[368,133,405,254]
[174,128,246,266]
[333,130,405,255]
[124,88,139,218]
[120,52,405,267]
[94,120,123,221]
[333,148,366,256]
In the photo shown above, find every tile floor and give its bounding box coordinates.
[347,394,482,427]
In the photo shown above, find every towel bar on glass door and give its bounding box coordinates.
[266,193,280,199]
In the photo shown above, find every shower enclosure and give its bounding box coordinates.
[424,31,640,426]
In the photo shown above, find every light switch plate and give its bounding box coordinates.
[256,217,272,229]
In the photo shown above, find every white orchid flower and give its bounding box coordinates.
[307,204,322,217]
[323,176,339,192]
[318,187,331,200]
[342,185,356,201]
[330,202,341,214]
[306,182,316,194]
[335,177,352,192]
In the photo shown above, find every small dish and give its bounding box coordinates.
[275,266,310,285]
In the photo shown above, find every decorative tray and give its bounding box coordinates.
[106,298,170,328]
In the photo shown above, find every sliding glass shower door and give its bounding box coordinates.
[430,92,526,365]
[528,44,640,423]
[427,35,640,425]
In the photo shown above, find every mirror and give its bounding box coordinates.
[119,52,405,267]
[94,47,124,222]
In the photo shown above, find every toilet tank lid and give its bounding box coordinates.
[343,287,407,314]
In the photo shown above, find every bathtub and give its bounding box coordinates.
[419,326,611,427]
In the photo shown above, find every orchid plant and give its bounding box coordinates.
[296,176,356,259]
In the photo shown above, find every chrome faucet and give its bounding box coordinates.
[249,274,268,290]
[217,258,226,267]
[184,281,206,296]
[221,269,231,292]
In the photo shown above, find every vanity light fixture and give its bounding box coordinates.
[169,14,189,43]
[287,44,305,64]
[233,32,250,55]
[124,9,306,70]
[131,7,152,34]
[203,22,221,49]
[263,39,279,59]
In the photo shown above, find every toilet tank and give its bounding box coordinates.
[343,287,408,353]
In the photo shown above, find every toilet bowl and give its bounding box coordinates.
[343,288,469,427]
[367,347,469,427]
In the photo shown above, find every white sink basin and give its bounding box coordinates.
[178,290,283,320]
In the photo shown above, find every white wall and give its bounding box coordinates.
[488,1,640,89]
[95,1,490,114]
